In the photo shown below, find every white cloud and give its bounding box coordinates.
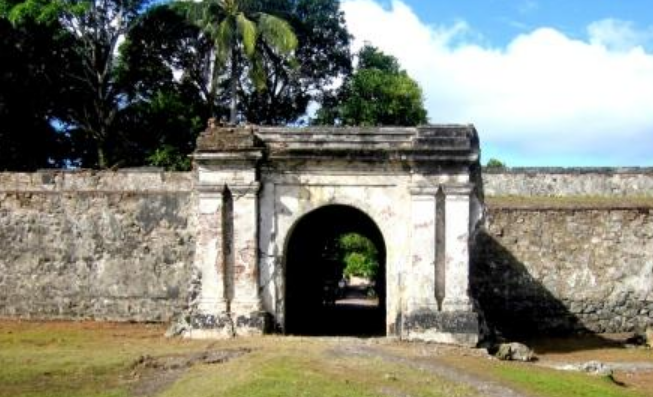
[588,18,653,52]
[341,0,653,165]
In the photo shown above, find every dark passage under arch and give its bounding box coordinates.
[284,205,386,336]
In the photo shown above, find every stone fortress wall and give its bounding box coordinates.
[0,171,195,322]
[0,167,651,336]
[483,167,653,197]
[477,168,653,336]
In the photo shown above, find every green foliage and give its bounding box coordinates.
[0,0,353,169]
[184,0,297,123]
[3,0,70,25]
[340,68,427,126]
[117,87,207,170]
[147,145,191,171]
[1,1,209,170]
[315,44,427,126]
[116,8,210,170]
[338,233,379,279]
[1,0,152,168]
[241,0,352,125]
[0,6,74,170]
[357,44,400,72]
[486,158,507,168]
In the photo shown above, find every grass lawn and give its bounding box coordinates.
[1,320,651,397]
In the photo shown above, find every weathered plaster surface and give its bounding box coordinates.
[478,169,653,335]
[0,171,194,322]
[474,206,653,335]
[259,174,412,331]
[190,125,481,344]
[484,168,653,197]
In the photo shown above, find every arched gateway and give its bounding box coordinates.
[284,204,387,336]
[187,124,482,345]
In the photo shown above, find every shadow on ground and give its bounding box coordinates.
[471,229,633,353]
[288,285,385,337]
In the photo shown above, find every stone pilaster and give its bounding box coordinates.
[402,183,479,346]
[188,185,233,338]
[188,124,264,338]
[229,183,266,335]
[441,184,474,312]
[406,185,440,313]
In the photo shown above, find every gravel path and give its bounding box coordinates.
[539,360,653,372]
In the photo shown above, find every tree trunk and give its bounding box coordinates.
[97,145,107,169]
[229,46,238,125]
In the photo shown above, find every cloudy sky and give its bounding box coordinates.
[341,0,653,166]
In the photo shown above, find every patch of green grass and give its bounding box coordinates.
[161,344,476,397]
[0,321,212,397]
[1,322,476,397]
[210,357,378,397]
[491,362,644,397]
[0,334,128,396]
[4,321,649,397]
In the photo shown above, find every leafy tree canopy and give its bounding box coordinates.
[338,233,379,280]
[357,44,400,72]
[182,0,297,124]
[0,0,354,170]
[242,0,352,125]
[1,0,152,168]
[486,158,507,168]
[0,0,79,170]
[314,44,428,127]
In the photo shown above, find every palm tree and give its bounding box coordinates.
[186,0,297,124]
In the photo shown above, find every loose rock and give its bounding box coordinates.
[495,342,534,362]
[579,361,613,377]
[164,317,190,338]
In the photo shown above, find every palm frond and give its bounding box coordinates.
[215,17,234,62]
[257,13,297,54]
[249,52,267,91]
[236,13,257,59]
[183,1,205,28]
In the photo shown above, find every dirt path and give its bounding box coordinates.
[539,361,653,372]
[128,347,252,397]
[329,340,530,397]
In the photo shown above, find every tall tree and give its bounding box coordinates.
[0,16,62,170]
[115,4,210,170]
[0,1,82,170]
[3,0,150,168]
[241,0,352,125]
[315,44,428,126]
[184,0,297,124]
[115,0,351,167]
[1,0,355,169]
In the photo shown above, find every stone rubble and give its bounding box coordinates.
[495,342,535,362]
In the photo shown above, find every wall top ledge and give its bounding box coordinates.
[194,124,480,167]
[483,167,653,175]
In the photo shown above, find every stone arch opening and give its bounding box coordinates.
[283,205,386,336]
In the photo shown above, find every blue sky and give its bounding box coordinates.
[342,0,653,166]
[390,1,653,48]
